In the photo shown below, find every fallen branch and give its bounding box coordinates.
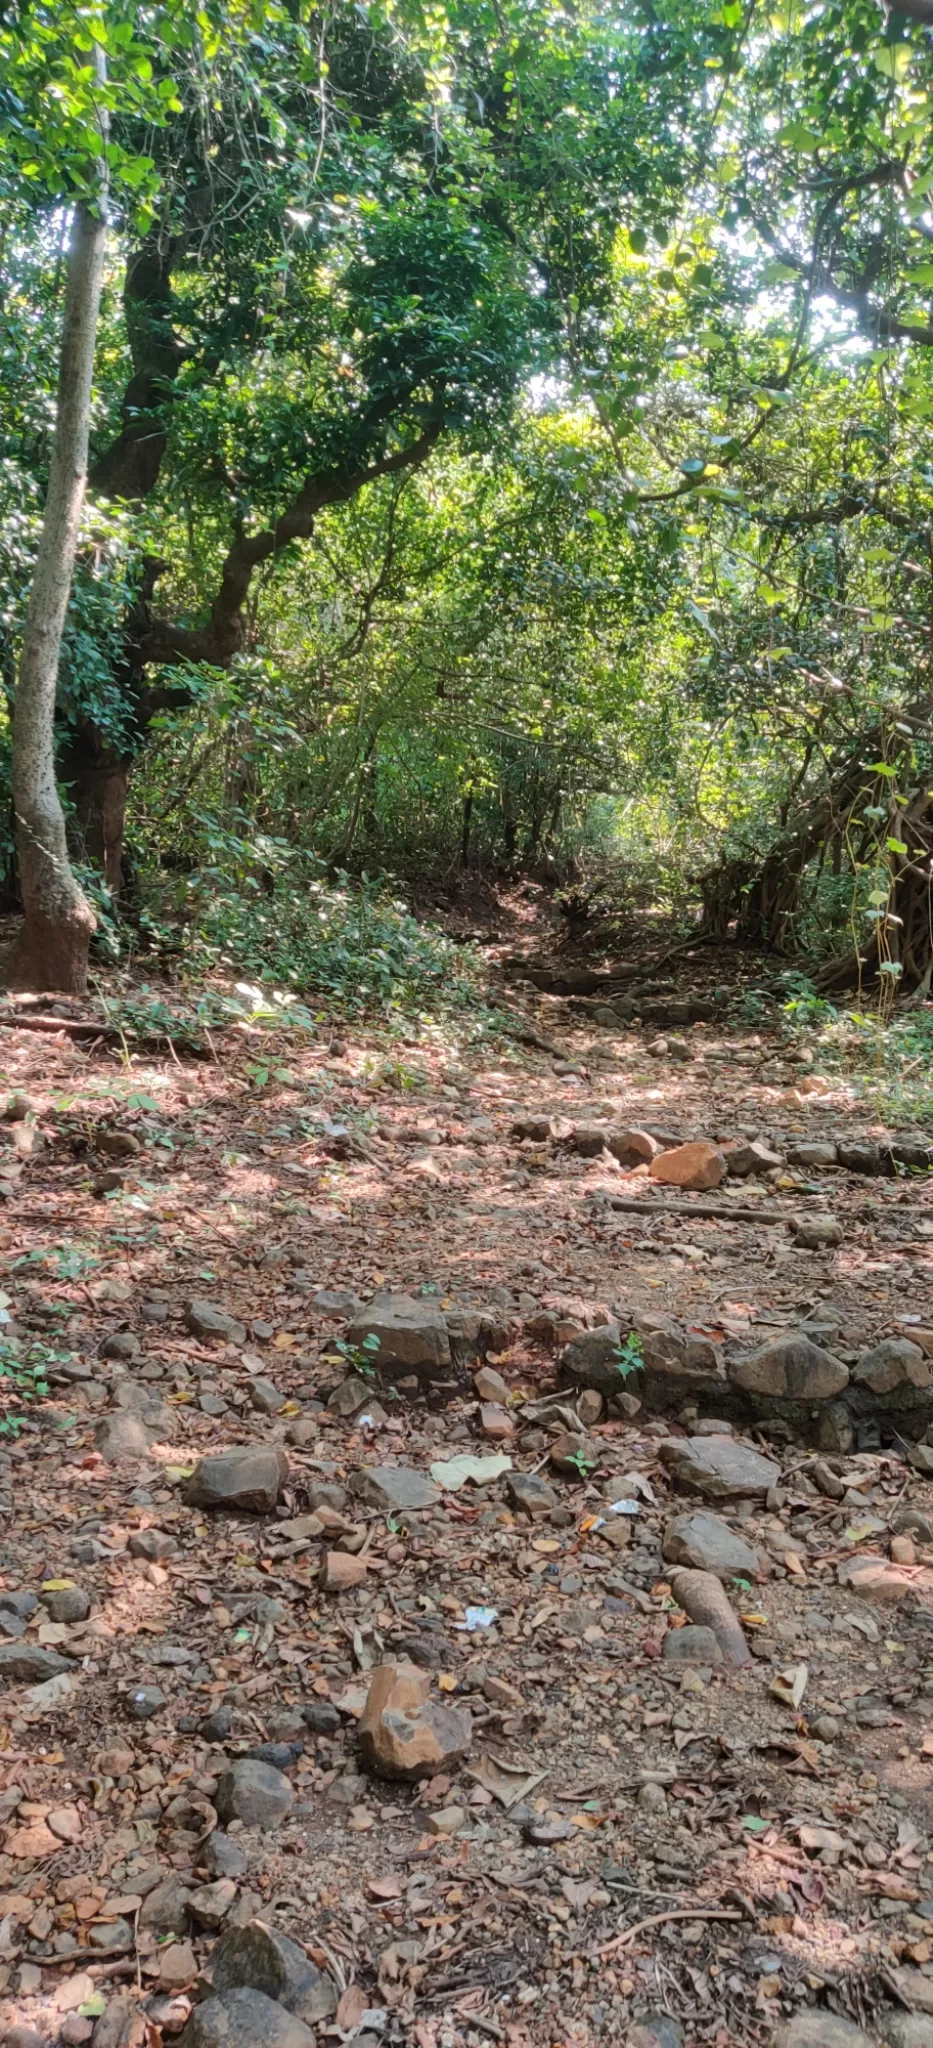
[597,1196,789,1224]
[597,1906,745,1957]
[0,1011,110,1040]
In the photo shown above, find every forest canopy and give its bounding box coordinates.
[3,0,933,1000]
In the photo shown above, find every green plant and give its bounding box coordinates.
[0,1335,59,1430]
[612,1333,644,1380]
[567,1445,597,1479]
[331,1332,382,1382]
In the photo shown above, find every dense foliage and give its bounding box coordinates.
[4,0,933,1003]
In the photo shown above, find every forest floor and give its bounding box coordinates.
[0,897,931,2048]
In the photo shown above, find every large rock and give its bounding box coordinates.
[728,1333,848,1401]
[95,1412,154,1463]
[649,1142,726,1192]
[445,1307,509,1368]
[215,1760,294,1830]
[852,1337,931,1394]
[0,1643,71,1683]
[724,1140,783,1177]
[185,1300,247,1345]
[787,1141,838,1169]
[662,1510,759,1580]
[560,1324,628,1397]
[210,1918,337,2024]
[770,2015,873,2048]
[183,1448,288,1514]
[607,1127,659,1167]
[660,1435,779,1500]
[350,1466,440,1511]
[179,1988,315,2048]
[358,1662,471,1781]
[345,1293,450,1380]
[882,2020,933,2048]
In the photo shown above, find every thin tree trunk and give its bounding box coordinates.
[7,140,108,991]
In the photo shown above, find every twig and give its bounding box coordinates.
[597,1906,745,1958]
[598,1196,789,1224]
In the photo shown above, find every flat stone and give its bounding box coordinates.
[0,1643,71,1683]
[852,1337,931,1394]
[787,1141,839,1168]
[215,1760,294,1830]
[183,1448,288,1514]
[770,2016,873,2048]
[649,1142,726,1191]
[660,1435,780,1500]
[662,1624,722,1664]
[791,1214,844,1250]
[662,1511,759,1580]
[179,1988,316,2048]
[358,1661,472,1780]
[728,1333,848,1401]
[345,1293,451,1381]
[350,1466,440,1511]
[210,1916,337,2023]
[474,1365,510,1404]
[724,1140,783,1177]
[185,1300,247,1345]
[321,1551,368,1593]
[128,1529,178,1560]
[837,1555,923,1604]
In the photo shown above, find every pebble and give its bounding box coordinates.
[127,1684,167,1719]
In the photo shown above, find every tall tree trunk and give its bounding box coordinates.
[7,175,107,991]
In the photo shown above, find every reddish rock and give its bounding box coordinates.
[649,1142,726,1192]
[358,1662,471,1781]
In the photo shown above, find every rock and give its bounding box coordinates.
[185,1300,247,1345]
[816,1403,854,1456]
[810,1459,846,1500]
[838,1141,889,1175]
[200,1706,234,1741]
[608,1127,659,1168]
[627,2020,685,2048]
[662,1624,722,1664]
[0,1590,38,1617]
[770,2015,873,2048]
[728,1333,848,1401]
[908,1443,933,1475]
[321,1551,367,1592]
[662,1511,759,1580]
[882,2021,933,2048]
[139,1875,191,1933]
[327,1376,373,1417]
[345,1293,451,1381]
[128,1529,178,1560]
[892,1507,933,1542]
[0,1642,71,1683]
[350,1466,440,1511]
[474,1365,509,1404]
[837,1555,918,1604]
[572,1124,611,1157]
[810,1714,841,1742]
[216,1760,294,1830]
[250,1378,285,1415]
[357,1662,472,1780]
[560,1323,627,1397]
[304,1701,340,1735]
[179,1988,316,2048]
[549,1431,603,1477]
[42,1584,90,1623]
[183,1448,288,1514]
[512,1115,556,1142]
[158,1941,198,1989]
[852,1337,931,1394]
[204,1831,248,1880]
[127,1685,166,1718]
[426,1805,466,1835]
[507,1472,558,1518]
[649,1142,726,1192]
[660,1435,780,1500]
[725,1140,783,1177]
[210,1917,337,2023]
[577,1388,604,1427]
[189,1879,238,1928]
[791,1214,844,1250]
[96,1412,154,1462]
[445,1307,510,1368]
[889,1977,933,2018]
[787,1141,839,1168]
[100,1331,141,1360]
[480,1401,514,1440]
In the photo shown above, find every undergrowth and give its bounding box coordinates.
[779,975,933,1127]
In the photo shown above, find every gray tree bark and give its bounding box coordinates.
[7,67,108,993]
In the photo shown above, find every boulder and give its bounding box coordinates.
[660,1435,779,1500]
[770,2015,873,2048]
[215,1760,294,1830]
[185,1300,247,1345]
[210,1917,337,2023]
[560,1323,627,1397]
[662,1510,759,1580]
[179,1988,315,2048]
[728,1333,848,1401]
[852,1337,931,1395]
[183,1448,288,1514]
[350,1465,440,1511]
[358,1662,471,1780]
[649,1142,726,1192]
[786,1142,839,1169]
[345,1293,451,1380]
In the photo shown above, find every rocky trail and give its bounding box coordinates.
[0,946,932,2048]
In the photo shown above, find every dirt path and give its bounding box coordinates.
[0,963,931,2048]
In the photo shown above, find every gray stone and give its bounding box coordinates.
[100,1331,141,1361]
[787,1142,838,1168]
[89,1916,133,1950]
[626,2020,685,2048]
[791,1214,845,1250]
[185,1300,247,1346]
[445,1307,509,1367]
[112,1381,174,1434]
[725,1140,783,1177]
[200,1706,234,1741]
[507,1472,558,1518]
[204,1831,248,1879]
[127,1685,166,1718]
[892,1508,933,1542]
[0,1643,71,1683]
[210,1916,337,2023]
[882,2021,933,2048]
[95,1412,154,1463]
[128,1529,178,1560]
[42,1584,90,1623]
[728,1333,848,1401]
[179,1988,316,2048]
[250,1378,285,1415]
[305,1481,347,1512]
[662,1624,722,1665]
[770,2016,873,2048]
[571,1124,611,1157]
[838,1142,889,1175]
[350,1465,440,1511]
[345,1292,451,1380]
[0,1592,38,1617]
[662,1511,759,1580]
[139,1875,191,1933]
[852,1337,931,1395]
[215,1761,294,1831]
[183,1448,288,1514]
[607,1127,659,1167]
[560,1324,629,1397]
[303,1702,340,1735]
[189,1879,237,1929]
[660,1435,780,1500]
[312,1287,361,1314]
[327,1375,372,1417]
